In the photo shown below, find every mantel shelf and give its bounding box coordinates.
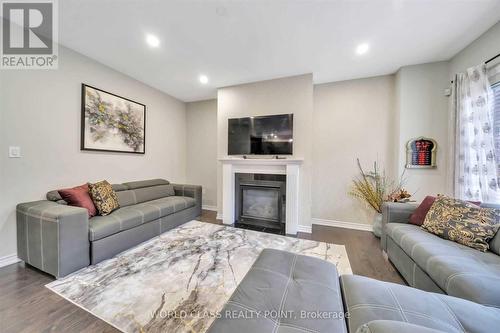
[218,157,304,165]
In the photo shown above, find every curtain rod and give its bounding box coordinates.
[486,52,500,64]
[450,52,500,83]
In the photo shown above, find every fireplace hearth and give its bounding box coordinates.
[235,173,286,234]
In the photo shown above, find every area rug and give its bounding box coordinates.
[46,220,352,333]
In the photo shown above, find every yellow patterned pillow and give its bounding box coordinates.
[422,196,500,252]
[88,180,120,216]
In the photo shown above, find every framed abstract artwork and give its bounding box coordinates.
[81,84,146,154]
[406,137,437,168]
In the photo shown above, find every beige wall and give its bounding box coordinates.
[186,100,218,208]
[450,21,500,76]
[193,69,452,226]
[183,21,500,227]
[313,64,451,223]
[312,76,396,225]
[395,62,451,201]
[0,46,187,259]
[217,74,314,227]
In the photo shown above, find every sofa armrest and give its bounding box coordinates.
[381,202,418,251]
[171,184,202,213]
[16,200,89,277]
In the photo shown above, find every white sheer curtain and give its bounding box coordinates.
[453,64,499,202]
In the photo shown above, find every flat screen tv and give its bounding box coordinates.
[228,114,293,155]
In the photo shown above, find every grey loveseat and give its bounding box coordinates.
[17,179,201,278]
[381,202,500,307]
[209,249,500,333]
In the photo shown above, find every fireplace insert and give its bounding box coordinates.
[235,174,286,234]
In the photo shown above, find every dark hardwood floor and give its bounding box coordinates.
[0,210,404,333]
[299,224,404,284]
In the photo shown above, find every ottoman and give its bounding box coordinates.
[209,249,500,333]
[207,248,348,333]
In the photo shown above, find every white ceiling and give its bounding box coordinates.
[59,0,500,102]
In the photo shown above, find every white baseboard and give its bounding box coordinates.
[202,205,218,212]
[297,225,312,233]
[0,253,21,268]
[312,218,373,232]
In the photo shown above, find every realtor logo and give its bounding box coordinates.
[1,0,58,69]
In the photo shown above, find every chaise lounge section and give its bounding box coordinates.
[16,179,201,278]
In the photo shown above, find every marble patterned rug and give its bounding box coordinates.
[46,220,352,333]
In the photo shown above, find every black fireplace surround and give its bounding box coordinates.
[235,173,286,234]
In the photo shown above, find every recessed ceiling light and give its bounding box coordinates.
[199,75,209,84]
[356,43,370,55]
[146,34,160,48]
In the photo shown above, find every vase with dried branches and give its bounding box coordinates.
[349,159,409,237]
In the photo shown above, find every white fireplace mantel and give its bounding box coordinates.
[219,157,303,235]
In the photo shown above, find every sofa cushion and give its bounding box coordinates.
[208,249,347,333]
[132,184,175,204]
[386,223,500,306]
[341,274,500,333]
[422,196,500,252]
[115,190,137,207]
[145,196,195,215]
[89,196,195,241]
[114,184,176,207]
[122,178,169,190]
[112,184,129,192]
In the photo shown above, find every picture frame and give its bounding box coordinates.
[405,137,437,169]
[81,84,146,154]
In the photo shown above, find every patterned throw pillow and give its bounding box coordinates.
[422,196,500,252]
[410,196,482,226]
[88,180,120,216]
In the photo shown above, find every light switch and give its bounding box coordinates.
[9,146,21,158]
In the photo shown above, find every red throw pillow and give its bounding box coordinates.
[410,195,481,226]
[58,184,97,217]
[410,196,436,226]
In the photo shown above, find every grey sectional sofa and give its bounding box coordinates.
[209,249,500,333]
[17,179,201,278]
[381,202,500,307]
